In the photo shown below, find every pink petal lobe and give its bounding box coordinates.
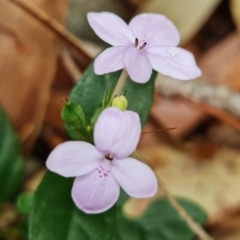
[46,141,102,177]
[87,12,134,46]
[129,14,180,47]
[112,158,158,198]
[94,47,127,75]
[146,47,202,80]
[71,160,120,213]
[124,47,152,83]
[94,107,141,158]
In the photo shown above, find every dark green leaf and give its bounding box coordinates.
[0,107,24,202]
[62,101,92,142]
[113,214,146,240]
[61,101,86,127]
[69,63,156,127]
[29,171,117,240]
[115,189,128,208]
[112,197,207,240]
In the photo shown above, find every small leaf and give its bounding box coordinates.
[62,101,92,142]
[0,107,25,202]
[29,171,117,240]
[102,84,114,109]
[61,101,86,126]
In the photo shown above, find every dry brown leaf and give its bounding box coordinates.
[200,33,240,90]
[137,0,222,45]
[0,0,69,153]
[150,94,205,139]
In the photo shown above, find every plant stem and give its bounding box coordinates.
[111,69,128,101]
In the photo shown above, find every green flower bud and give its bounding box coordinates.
[111,96,128,111]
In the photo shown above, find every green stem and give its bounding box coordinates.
[110,69,128,101]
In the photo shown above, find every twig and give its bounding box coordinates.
[141,127,177,134]
[7,0,92,67]
[59,46,81,82]
[155,76,240,120]
[178,96,240,131]
[18,122,35,144]
[157,177,215,240]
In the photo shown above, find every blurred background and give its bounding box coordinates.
[1,0,240,239]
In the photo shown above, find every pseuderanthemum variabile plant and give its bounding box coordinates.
[87,12,201,83]
[46,107,158,214]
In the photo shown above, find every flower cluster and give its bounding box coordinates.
[46,12,201,214]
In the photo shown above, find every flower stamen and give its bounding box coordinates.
[134,38,138,47]
[105,153,113,161]
[139,42,147,50]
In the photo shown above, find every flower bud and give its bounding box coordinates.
[111,96,128,111]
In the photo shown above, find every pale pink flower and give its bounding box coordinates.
[46,107,158,214]
[87,12,201,83]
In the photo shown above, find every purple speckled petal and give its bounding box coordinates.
[124,47,152,83]
[146,47,202,80]
[129,14,180,47]
[94,46,127,75]
[112,157,158,198]
[94,107,141,158]
[71,160,120,214]
[46,141,102,177]
[87,12,134,46]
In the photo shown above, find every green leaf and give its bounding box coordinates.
[62,101,92,142]
[69,63,157,127]
[61,101,86,127]
[0,107,25,202]
[112,198,207,240]
[113,214,146,240]
[29,171,117,240]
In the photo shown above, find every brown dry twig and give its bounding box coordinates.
[59,46,82,82]
[155,76,240,124]
[7,0,92,69]
[178,96,240,131]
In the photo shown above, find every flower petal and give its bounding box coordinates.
[129,14,180,47]
[124,47,152,83]
[112,158,158,198]
[46,141,102,177]
[94,107,141,159]
[87,12,134,46]
[146,47,202,80]
[71,160,120,213]
[94,47,127,75]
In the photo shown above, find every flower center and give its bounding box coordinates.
[134,38,147,50]
[105,153,114,161]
